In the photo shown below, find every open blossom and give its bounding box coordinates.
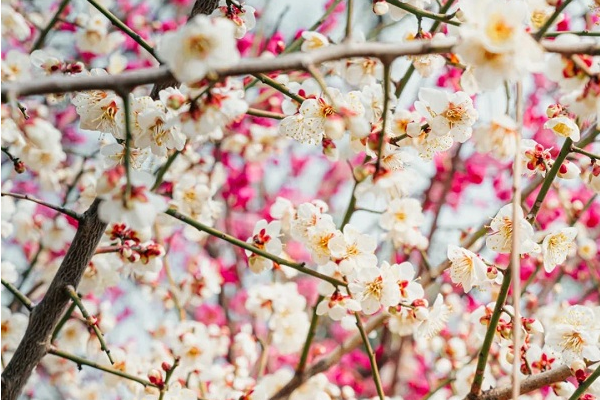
[414,88,478,142]
[75,13,125,54]
[473,115,519,161]
[1,4,30,41]
[136,100,186,157]
[447,245,487,293]
[545,305,600,364]
[1,307,28,351]
[454,0,543,91]
[97,169,169,230]
[158,15,240,84]
[349,265,398,315]
[486,204,539,254]
[301,31,329,52]
[544,116,581,142]
[245,220,283,273]
[380,198,424,233]
[541,227,577,273]
[211,1,256,39]
[327,224,378,275]
[72,70,125,138]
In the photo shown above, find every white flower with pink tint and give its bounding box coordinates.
[447,245,487,293]
[97,168,169,231]
[541,227,577,273]
[158,15,240,84]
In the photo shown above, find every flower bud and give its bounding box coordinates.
[486,266,499,280]
[148,369,163,386]
[546,103,564,118]
[373,0,389,15]
[13,160,25,174]
[324,115,346,140]
[414,306,429,321]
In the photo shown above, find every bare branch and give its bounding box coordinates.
[3,39,599,101]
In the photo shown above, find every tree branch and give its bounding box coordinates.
[3,39,598,101]
[476,364,573,400]
[1,192,82,221]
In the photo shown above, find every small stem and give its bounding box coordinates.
[246,108,285,120]
[570,145,599,160]
[511,80,524,400]
[544,30,600,37]
[355,314,385,400]
[31,0,71,51]
[567,364,600,400]
[165,208,348,288]
[296,295,323,376]
[65,285,114,365]
[158,358,180,400]
[252,73,305,104]
[386,0,459,26]
[154,223,186,321]
[120,91,133,207]
[152,150,181,191]
[1,279,34,311]
[86,0,160,61]
[0,192,82,221]
[345,0,354,40]
[341,182,358,229]
[470,268,513,395]
[527,138,573,223]
[374,62,392,176]
[534,0,575,41]
[48,347,156,387]
[422,378,453,400]
[52,302,76,341]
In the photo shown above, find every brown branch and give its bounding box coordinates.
[1,200,108,400]
[474,364,573,400]
[269,313,387,400]
[3,39,599,101]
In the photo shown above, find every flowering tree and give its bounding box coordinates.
[1,0,600,399]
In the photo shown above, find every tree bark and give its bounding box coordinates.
[1,200,107,400]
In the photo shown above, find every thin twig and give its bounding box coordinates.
[48,346,156,387]
[86,0,160,61]
[511,81,524,400]
[65,285,114,365]
[1,279,34,311]
[533,0,575,41]
[355,314,385,400]
[165,208,348,288]
[31,0,71,51]
[0,192,82,221]
[386,0,459,26]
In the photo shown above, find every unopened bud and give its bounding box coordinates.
[414,306,429,321]
[373,0,389,15]
[570,359,586,373]
[161,361,171,371]
[486,266,498,280]
[324,115,345,140]
[148,369,163,386]
[13,160,25,174]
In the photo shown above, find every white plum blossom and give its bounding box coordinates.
[414,88,478,142]
[544,116,581,142]
[454,0,543,91]
[72,71,125,138]
[246,220,283,273]
[327,224,378,275]
[1,50,31,82]
[97,169,169,231]
[1,307,28,351]
[416,294,451,339]
[40,215,76,252]
[75,13,124,55]
[349,265,398,315]
[136,100,186,157]
[158,15,240,84]
[211,1,256,39]
[541,227,577,273]
[447,245,487,293]
[486,204,539,254]
[545,305,600,364]
[380,198,425,233]
[473,115,519,161]
[301,31,329,52]
[1,4,30,41]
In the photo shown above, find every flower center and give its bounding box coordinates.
[186,35,212,59]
